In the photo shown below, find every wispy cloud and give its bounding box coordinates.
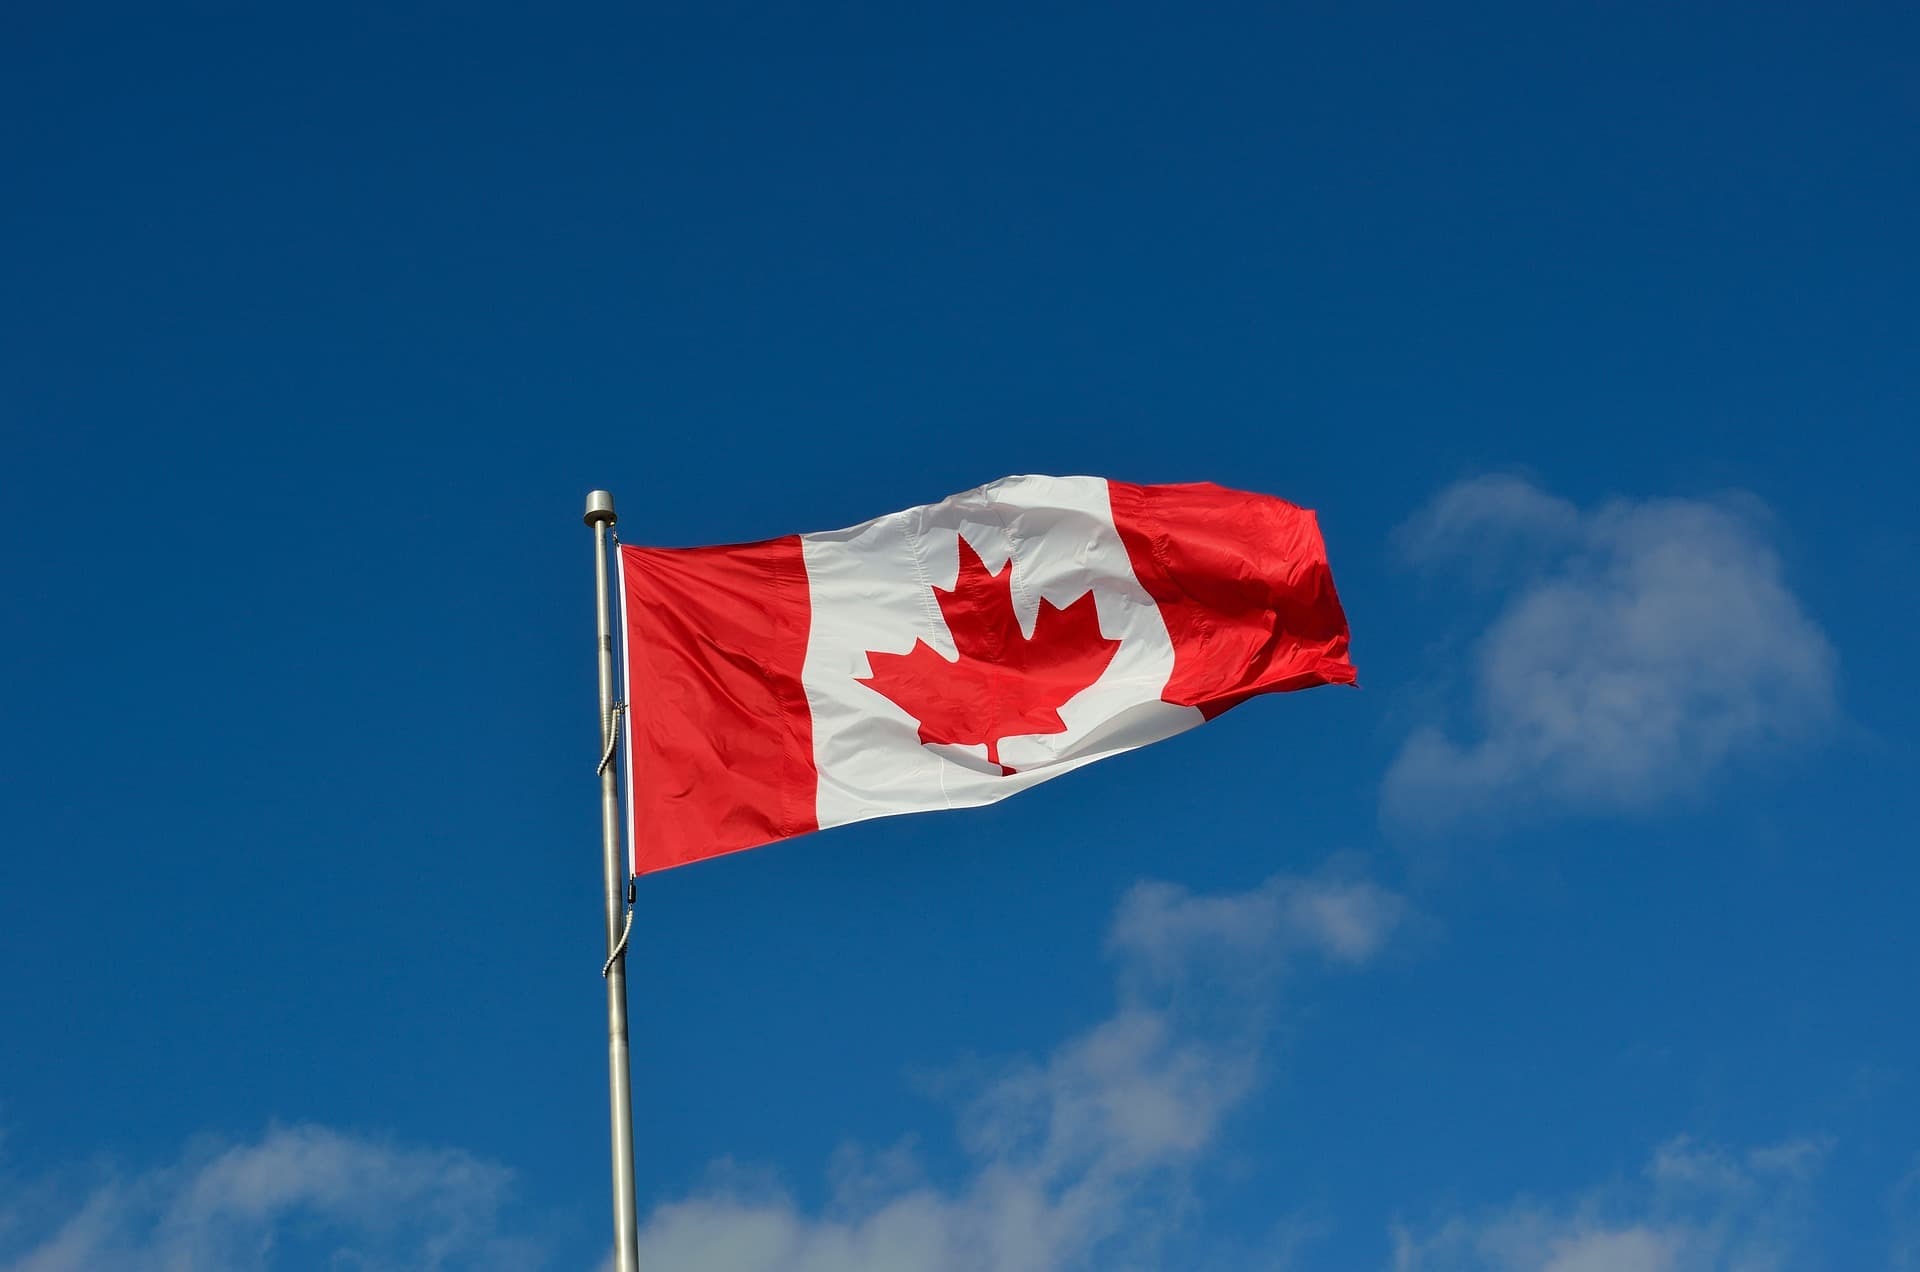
[0,1124,540,1272]
[1108,875,1403,983]
[637,872,1404,1272]
[1391,1134,1830,1272]
[1384,477,1836,828]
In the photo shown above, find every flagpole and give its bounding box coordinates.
[586,489,641,1272]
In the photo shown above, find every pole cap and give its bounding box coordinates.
[583,489,617,527]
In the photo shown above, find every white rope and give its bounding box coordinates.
[602,904,634,978]
[596,702,626,776]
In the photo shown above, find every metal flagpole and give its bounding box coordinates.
[585,489,641,1272]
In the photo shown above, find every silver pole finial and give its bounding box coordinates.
[585,489,618,527]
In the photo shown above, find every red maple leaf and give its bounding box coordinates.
[859,536,1122,775]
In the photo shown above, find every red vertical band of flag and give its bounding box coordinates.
[1107,480,1357,717]
[620,536,817,873]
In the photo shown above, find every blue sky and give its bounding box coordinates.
[3,3,1916,1268]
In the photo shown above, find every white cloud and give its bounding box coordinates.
[1391,1134,1829,1272]
[1395,475,1583,569]
[1108,876,1403,982]
[0,1124,539,1272]
[637,872,1403,1272]
[1384,478,1837,826]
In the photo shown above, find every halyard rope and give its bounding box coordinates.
[599,702,632,976]
[602,904,634,978]
[596,701,626,776]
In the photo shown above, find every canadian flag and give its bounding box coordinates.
[618,476,1354,874]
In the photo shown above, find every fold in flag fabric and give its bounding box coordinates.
[618,476,1355,875]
